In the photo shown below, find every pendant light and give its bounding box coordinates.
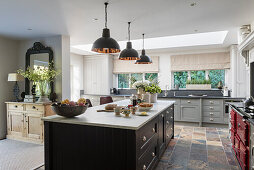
[135,34,152,64]
[119,22,140,60]
[91,2,120,53]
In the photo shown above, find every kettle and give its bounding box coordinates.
[244,96,254,108]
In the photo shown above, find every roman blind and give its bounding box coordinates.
[171,52,230,71]
[113,56,159,73]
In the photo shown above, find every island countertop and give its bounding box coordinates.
[42,100,175,130]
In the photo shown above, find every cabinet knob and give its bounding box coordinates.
[152,128,155,133]
[209,107,214,110]
[166,111,169,114]
[143,165,146,170]
[242,119,246,122]
[152,152,155,157]
[210,118,214,121]
[210,112,214,115]
[170,107,173,110]
[210,101,214,104]
[15,105,18,108]
[187,101,191,103]
[166,121,169,125]
[32,106,36,109]
[143,136,146,142]
[171,116,173,119]
[161,114,164,118]
[167,134,169,138]
[171,128,173,130]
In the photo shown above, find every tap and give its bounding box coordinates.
[164,85,169,97]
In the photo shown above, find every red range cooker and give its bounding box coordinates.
[230,108,250,170]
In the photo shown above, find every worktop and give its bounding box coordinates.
[44,100,175,170]
[42,100,175,130]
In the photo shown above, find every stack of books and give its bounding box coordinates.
[24,95,36,103]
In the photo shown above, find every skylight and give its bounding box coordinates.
[72,31,228,54]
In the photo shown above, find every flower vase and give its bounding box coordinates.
[36,81,51,103]
[150,93,158,103]
[137,88,145,99]
[37,95,50,103]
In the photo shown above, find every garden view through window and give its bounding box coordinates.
[118,73,158,89]
[173,70,225,88]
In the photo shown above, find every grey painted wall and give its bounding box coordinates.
[0,37,19,139]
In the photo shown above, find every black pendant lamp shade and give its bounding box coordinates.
[91,2,120,53]
[135,34,152,64]
[119,22,139,60]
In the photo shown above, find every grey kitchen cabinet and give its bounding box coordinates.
[202,99,224,124]
[180,105,200,122]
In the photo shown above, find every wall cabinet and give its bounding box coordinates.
[6,102,54,143]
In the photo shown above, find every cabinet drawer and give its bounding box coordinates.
[137,138,157,170]
[203,105,222,112]
[237,114,249,145]
[181,99,200,105]
[26,104,44,112]
[8,104,24,111]
[203,99,223,106]
[202,117,224,123]
[203,111,222,118]
[166,126,173,145]
[165,106,174,121]
[136,117,158,157]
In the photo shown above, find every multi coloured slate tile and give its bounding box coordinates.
[155,125,240,170]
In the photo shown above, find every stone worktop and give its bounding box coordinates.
[42,100,175,130]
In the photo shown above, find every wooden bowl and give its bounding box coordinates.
[51,104,89,118]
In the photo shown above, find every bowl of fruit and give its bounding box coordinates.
[51,98,89,118]
[138,103,153,112]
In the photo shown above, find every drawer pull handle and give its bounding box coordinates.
[152,128,155,133]
[143,136,146,142]
[171,116,173,119]
[170,107,173,110]
[166,121,169,125]
[210,118,214,121]
[210,101,214,104]
[161,114,164,118]
[210,112,214,115]
[152,152,155,157]
[187,101,191,103]
[15,105,18,108]
[209,107,214,110]
[143,165,146,170]
[166,111,169,114]
[242,119,246,122]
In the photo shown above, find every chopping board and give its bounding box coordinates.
[97,110,114,112]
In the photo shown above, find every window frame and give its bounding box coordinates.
[172,70,226,89]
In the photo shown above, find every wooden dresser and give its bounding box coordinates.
[5,102,54,144]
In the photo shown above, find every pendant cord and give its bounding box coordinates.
[128,22,131,42]
[105,2,108,28]
[142,33,145,49]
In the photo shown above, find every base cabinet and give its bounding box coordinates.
[6,102,54,143]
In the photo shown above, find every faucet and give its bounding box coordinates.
[164,85,169,97]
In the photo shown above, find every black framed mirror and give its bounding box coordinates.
[25,42,54,95]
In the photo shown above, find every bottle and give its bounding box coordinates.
[131,94,137,106]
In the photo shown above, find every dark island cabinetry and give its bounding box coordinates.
[44,101,174,170]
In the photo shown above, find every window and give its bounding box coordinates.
[209,70,225,88]
[173,70,225,89]
[145,73,158,83]
[118,73,158,89]
[118,74,129,88]
[173,71,188,88]
[190,71,205,81]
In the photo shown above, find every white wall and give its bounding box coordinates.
[18,35,70,100]
[0,36,19,139]
[70,53,84,101]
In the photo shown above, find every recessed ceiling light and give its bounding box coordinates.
[27,28,32,31]
[190,2,197,7]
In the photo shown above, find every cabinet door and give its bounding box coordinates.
[8,111,24,137]
[174,104,181,121]
[25,113,43,140]
[180,105,200,122]
[158,112,166,157]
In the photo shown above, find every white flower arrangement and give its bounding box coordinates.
[132,80,150,89]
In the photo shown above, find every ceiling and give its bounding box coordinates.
[0,0,254,53]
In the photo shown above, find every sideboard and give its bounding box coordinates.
[5,102,54,144]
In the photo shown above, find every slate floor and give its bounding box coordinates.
[155,125,240,170]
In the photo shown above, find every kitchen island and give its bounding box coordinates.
[42,100,174,170]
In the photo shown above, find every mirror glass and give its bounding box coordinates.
[30,53,50,96]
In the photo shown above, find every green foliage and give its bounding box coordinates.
[186,79,211,84]
[191,71,205,81]
[130,73,143,88]
[145,83,162,94]
[209,70,225,88]
[145,73,158,84]
[118,74,129,88]
[174,71,188,88]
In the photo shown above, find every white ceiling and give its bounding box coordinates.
[0,0,254,53]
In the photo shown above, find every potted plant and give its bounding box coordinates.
[17,62,59,103]
[145,83,162,103]
[132,80,150,98]
[186,79,211,90]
